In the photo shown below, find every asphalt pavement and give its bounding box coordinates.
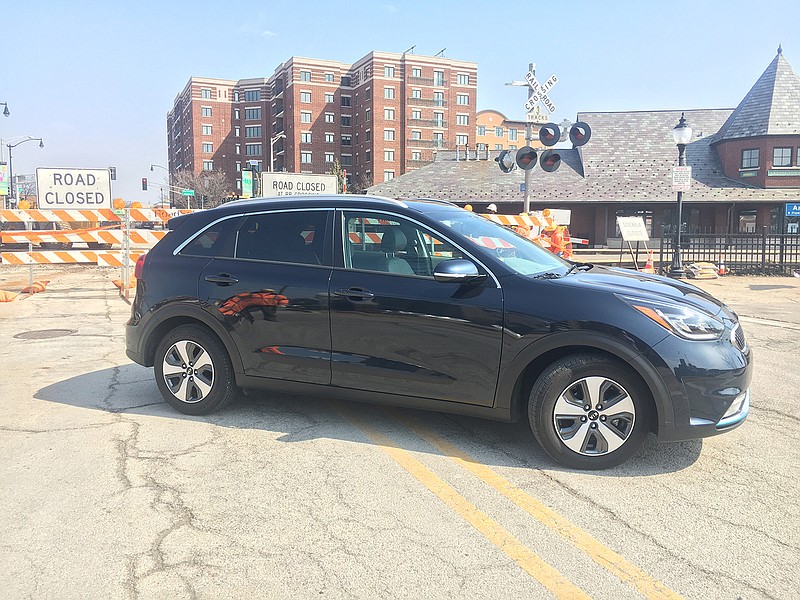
[0,266,798,599]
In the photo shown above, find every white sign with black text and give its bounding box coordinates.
[672,166,692,192]
[261,173,339,197]
[36,167,112,209]
[616,216,650,242]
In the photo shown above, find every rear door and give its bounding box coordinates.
[328,209,503,406]
[196,208,333,385]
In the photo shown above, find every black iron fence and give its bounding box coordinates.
[659,227,800,275]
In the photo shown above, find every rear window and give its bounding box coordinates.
[180,217,243,258]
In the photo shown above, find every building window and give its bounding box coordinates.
[235,126,240,137]
[456,135,468,146]
[341,115,352,127]
[236,144,241,155]
[495,144,503,150]
[411,109,421,120]
[477,125,486,136]
[341,135,352,146]
[325,93,334,103]
[433,70,445,86]
[341,95,352,107]
[325,132,334,143]
[325,112,335,123]
[245,144,262,156]
[234,108,240,120]
[773,147,792,167]
[384,129,395,141]
[366,130,371,142]
[236,161,241,172]
[245,108,261,120]
[456,114,469,126]
[341,76,352,87]
[365,150,371,163]
[384,87,395,99]
[457,73,469,85]
[301,91,311,103]
[301,151,312,164]
[301,132,312,143]
[384,171,395,181]
[300,70,311,82]
[245,126,262,138]
[203,160,213,171]
[203,143,213,153]
[365,87,371,100]
[201,106,212,117]
[384,150,395,162]
[244,89,260,101]
[411,130,421,140]
[433,112,444,127]
[325,73,335,82]
[412,151,421,160]
[384,65,395,78]
[509,128,518,141]
[365,108,371,121]
[412,67,422,78]
[495,126,503,137]
[384,108,395,120]
[741,149,759,169]
[434,91,444,106]
[202,124,212,135]
[509,145,517,150]
[457,94,469,106]
[301,111,312,123]
[433,132,444,148]
[411,89,421,99]
[325,152,334,163]
[341,155,352,167]
[201,88,212,99]
[234,91,240,102]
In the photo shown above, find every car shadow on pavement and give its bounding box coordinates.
[35,364,703,476]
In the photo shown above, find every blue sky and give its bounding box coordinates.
[3,0,798,202]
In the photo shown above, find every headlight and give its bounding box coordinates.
[618,295,725,340]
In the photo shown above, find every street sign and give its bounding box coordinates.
[524,71,558,114]
[261,172,339,197]
[672,166,692,192]
[241,170,253,198]
[36,168,112,209]
[616,216,650,242]
[786,203,800,217]
[181,189,195,196]
[0,163,8,196]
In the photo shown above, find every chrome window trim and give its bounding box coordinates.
[337,208,501,289]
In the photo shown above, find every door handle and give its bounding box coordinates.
[333,288,374,300]
[205,273,239,285]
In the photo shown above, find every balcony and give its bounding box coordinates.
[408,139,448,149]
[273,101,284,116]
[408,118,447,128]
[408,76,434,86]
[408,97,448,108]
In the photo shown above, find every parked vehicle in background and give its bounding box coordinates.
[126,195,752,469]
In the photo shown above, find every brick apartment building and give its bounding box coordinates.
[167,51,477,195]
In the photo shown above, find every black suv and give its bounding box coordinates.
[126,195,751,469]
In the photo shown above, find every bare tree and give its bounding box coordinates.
[350,171,373,195]
[171,169,233,209]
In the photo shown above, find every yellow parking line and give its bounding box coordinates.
[395,413,683,600]
[334,403,590,600]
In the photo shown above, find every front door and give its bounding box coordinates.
[329,209,503,406]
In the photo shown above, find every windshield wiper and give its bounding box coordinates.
[565,262,594,276]
[532,271,562,279]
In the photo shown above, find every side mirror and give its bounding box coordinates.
[433,259,486,283]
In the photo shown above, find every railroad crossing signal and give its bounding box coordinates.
[515,146,538,171]
[524,71,557,114]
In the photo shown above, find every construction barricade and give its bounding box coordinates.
[481,211,589,260]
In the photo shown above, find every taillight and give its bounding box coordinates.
[134,253,146,279]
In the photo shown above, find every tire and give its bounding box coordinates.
[154,325,239,415]
[528,354,652,470]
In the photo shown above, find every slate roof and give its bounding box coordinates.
[714,49,800,141]
[369,108,799,205]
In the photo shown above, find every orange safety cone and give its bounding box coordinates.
[718,258,727,276]
[642,251,655,273]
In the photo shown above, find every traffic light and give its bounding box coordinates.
[495,150,516,173]
[540,150,561,172]
[539,123,560,147]
[109,166,116,180]
[515,146,538,170]
[141,178,147,191]
[569,122,592,147]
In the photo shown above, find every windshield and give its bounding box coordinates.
[423,207,570,276]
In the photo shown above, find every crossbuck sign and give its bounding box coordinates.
[524,70,558,114]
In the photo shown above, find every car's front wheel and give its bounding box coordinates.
[528,354,652,469]
[154,324,238,415]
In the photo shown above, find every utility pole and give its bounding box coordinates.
[524,63,535,213]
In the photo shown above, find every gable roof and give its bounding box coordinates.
[714,49,800,141]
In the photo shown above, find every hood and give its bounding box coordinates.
[555,266,726,316]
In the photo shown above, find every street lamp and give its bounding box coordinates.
[269,132,285,173]
[7,136,44,207]
[668,113,693,278]
[1,102,9,117]
[150,164,171,207]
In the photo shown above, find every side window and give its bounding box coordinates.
[180,217,243,258]
[343,211,466,277]
[235,211,328,266]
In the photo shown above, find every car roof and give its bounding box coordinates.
[204,194,456,217]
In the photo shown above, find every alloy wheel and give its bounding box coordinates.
[161,339,215,404]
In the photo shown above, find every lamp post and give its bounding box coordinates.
[269,132,285,173]
[7,136,44,207]
[150,163,171,207]
[668,113,692,278]
[1,102,9,117]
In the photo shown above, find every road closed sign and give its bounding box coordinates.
[261,173,339,197]
[36,168,112,209]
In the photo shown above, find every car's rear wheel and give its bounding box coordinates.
[528,354,651,469]
[154,325,238,415]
